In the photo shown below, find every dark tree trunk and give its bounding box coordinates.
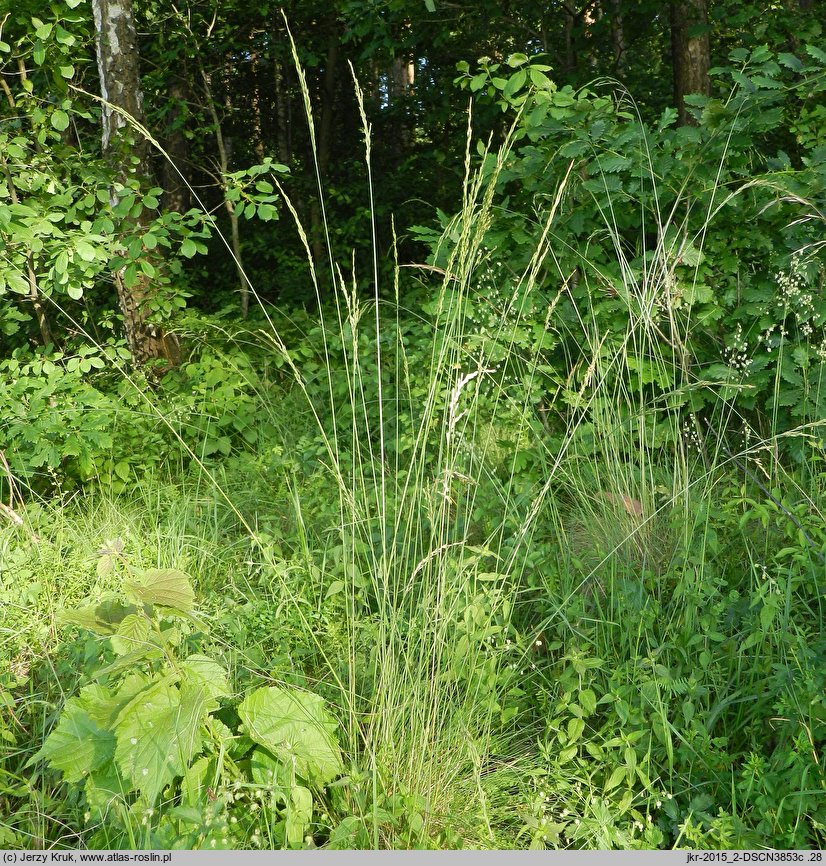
[609,0,627,77]
[161,75,191,215]
[92,0,179,366]
[563,4,577,76]
[274,58,291,165]
[670,0,711,125]
[317,28,339,179]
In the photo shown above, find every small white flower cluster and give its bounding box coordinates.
[724,322,751,373]
[761,256,821,347]
[777,257,816,335]
[471,247,526,334]
[681,415,702,452]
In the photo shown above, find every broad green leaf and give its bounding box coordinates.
[567,717,585,743]
[604,765,626,791]
[286,785,313,847]
[181,755,213,807]
[506,53,528,67]
[110,613,150,656]
[180,238,197,258]
[238,686,343,785]
[114,678,207,804]
[125,568,195,612]
[181,655,230,708]
[84,760,129,814]
[7,273,29,295]
[250,748,282,786]
[51,110,70,132]
[75,240,97,262]
[30,690,115,783]
[503,69,527,99]
[59,596,137,635]
[579,688,597,716]
[328,816,370,849]
[86,674,149,729]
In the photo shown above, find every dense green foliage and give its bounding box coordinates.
[1,0,825,852]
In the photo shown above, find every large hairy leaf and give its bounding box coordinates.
[180,654,231,710]
[238,686,343,785]
[113,677,208,804]
[124,569,195,612]
[30,688,115,783]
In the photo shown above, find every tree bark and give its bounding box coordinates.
[608,0,626,77]
[160,75,191,215]
[670,0,711,125]
[92,0,178,366]
[201,67,252,318]
[273,58,291,165]
[563,4,577,77]
[250,45,266,163]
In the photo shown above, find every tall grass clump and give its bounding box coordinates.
[4,46,825,850]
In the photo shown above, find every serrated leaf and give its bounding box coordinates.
[286,785,313,847]
[59,596,137,635]
[125,568,195,612]
[181,655,230,708]
[30,690,115,782]
[85,675,148,729]
[239,686,343,785]
[114,678,207,804]
[110,613,150,656]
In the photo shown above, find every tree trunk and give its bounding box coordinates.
[608,0,626,77]
[160,75,191,215]
[670,0,711,125]
[562,4,577,77]
[91,0,178,366]
[317,28,339,180]
[201,66,252,318]
[250,45,266,163]
[274,58,291,165]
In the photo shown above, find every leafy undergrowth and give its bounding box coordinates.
[2,44,826,849]
[2,428,825,849]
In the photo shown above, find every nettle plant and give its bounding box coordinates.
[31,542,344,849]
